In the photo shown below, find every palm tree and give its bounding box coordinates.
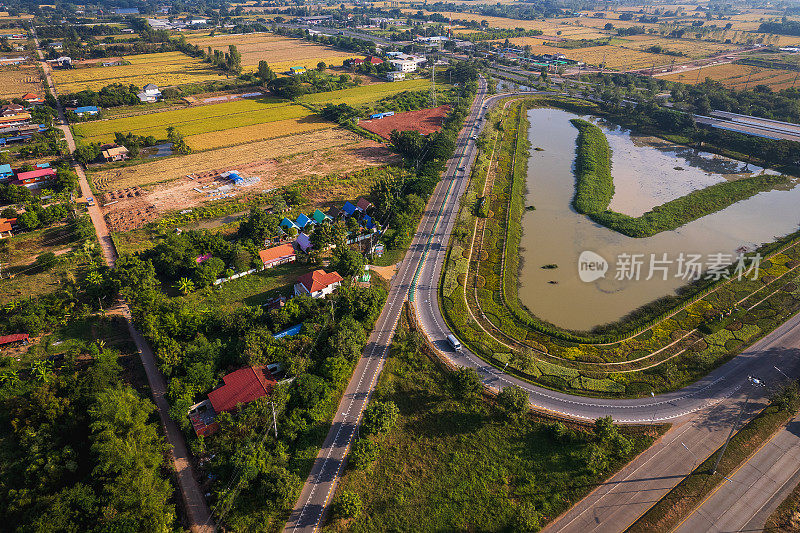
[30,360,52,383]
[0,370,20,386]
[85,270,103,286]
[176,277,195,295]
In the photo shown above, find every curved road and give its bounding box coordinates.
[284,85,800,532]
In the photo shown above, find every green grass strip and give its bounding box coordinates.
[570,118,615,215]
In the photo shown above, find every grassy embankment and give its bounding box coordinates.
[627,384,800,532]
[569,118,791,238]
[325,310,665,532]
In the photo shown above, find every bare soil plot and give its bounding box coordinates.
[100,131,395,231]
[186,32,359,71]
[0,65,43,99]
[360,106,450,139]
[51,51,226,93]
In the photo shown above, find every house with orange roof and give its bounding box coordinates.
[258,243,296,269]
[293,269,343,298]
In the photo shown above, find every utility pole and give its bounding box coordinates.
[429,54,437,107]
[270,401,278,438]
[711,376,764,475]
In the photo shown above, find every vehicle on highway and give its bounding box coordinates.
[447,334,462,351]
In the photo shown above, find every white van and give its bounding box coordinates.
[447,334,462,351]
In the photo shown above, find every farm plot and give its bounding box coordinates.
[89,128,367,191]
[73,97,309,144]
[99,129,394,231]
[185,115,335,151]
[51,51,225,93]
[0,65,43,99]
[660,63,800,90]
[504,42,672,70]
[186,32,359,71]
[616,35,735,58]
[360,106,450,139]
[299,78,429,106]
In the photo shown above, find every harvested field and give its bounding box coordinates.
[503,42,673,70]
[0,65,43,99]
[185,115,335,151]
[615,35,735,58]
[659,63,800,90]
[51,51,225,93]
[360,105,450,139]
[186,32,359,71]
[100,132,395,231]
[299,78,430,106]
[90,128,373,191]
[73,97,310,144]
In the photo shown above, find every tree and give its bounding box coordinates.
[451,367,482,401]
[362,400,398,436]
[257,60,276,84]
[34,251,57,270]
[175,277,194,295]
[350,438,379,469]
[496,385,528,418]
[227,44,242,75]
[317,60,327,71]
[332,246,364,278]
[333,490,362,519]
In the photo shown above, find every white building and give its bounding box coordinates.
[137,83,162,103]
[386,71,406,81]
[390,59,417,72]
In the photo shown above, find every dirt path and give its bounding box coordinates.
[33,28,216,533]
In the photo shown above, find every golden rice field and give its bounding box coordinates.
[186,32,359,71]
[89,128,361,190]
[660,63,800,90]
[184,115,335,151]
[73,97,310,143]
[299,78,430,106]
[0,66,43,99]
[51,51,226,93]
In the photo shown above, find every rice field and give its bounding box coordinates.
[51,51,225,93]
[186,32,360,71]
[660,63,800,90]
[502,42,672,70]
[89,128,363,190]
[615,35,735,58]
[184,115,335,150]
[0,65,43,99]
[73,97,311,143]
[298,78,430,106]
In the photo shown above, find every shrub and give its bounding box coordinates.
[333,490,362,519]
[496,385,528,417]
[362,400,399,436]
[350,438,380,469]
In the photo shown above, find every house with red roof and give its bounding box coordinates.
[0,333,29,348]
[188,365,279,436]
[0,217,17,238]
[13,167,56,188]
[20,93,43,105]
[294,269,343,298]
[258,243,296,269]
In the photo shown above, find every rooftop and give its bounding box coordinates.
[297,269,343,293]
[207,366,276,414]
[258,243,295,264]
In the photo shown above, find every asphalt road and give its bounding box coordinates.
[283,76,489,533]
[673,407,800,533]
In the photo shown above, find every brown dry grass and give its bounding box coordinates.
[0,65,43,99]
[90,128,372,191]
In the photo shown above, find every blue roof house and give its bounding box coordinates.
[0,164,12,181]
[295,213,312,229]
[363,214,375,230]
[280,217,298,230]
[74,105,99,116]
[296,232,312,252]
[342,201,357,217]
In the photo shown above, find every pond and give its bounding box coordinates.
[517,107,800,331]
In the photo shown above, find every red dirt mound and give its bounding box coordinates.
[360,105,450,139]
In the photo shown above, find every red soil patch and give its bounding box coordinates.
[360,105,450,139]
